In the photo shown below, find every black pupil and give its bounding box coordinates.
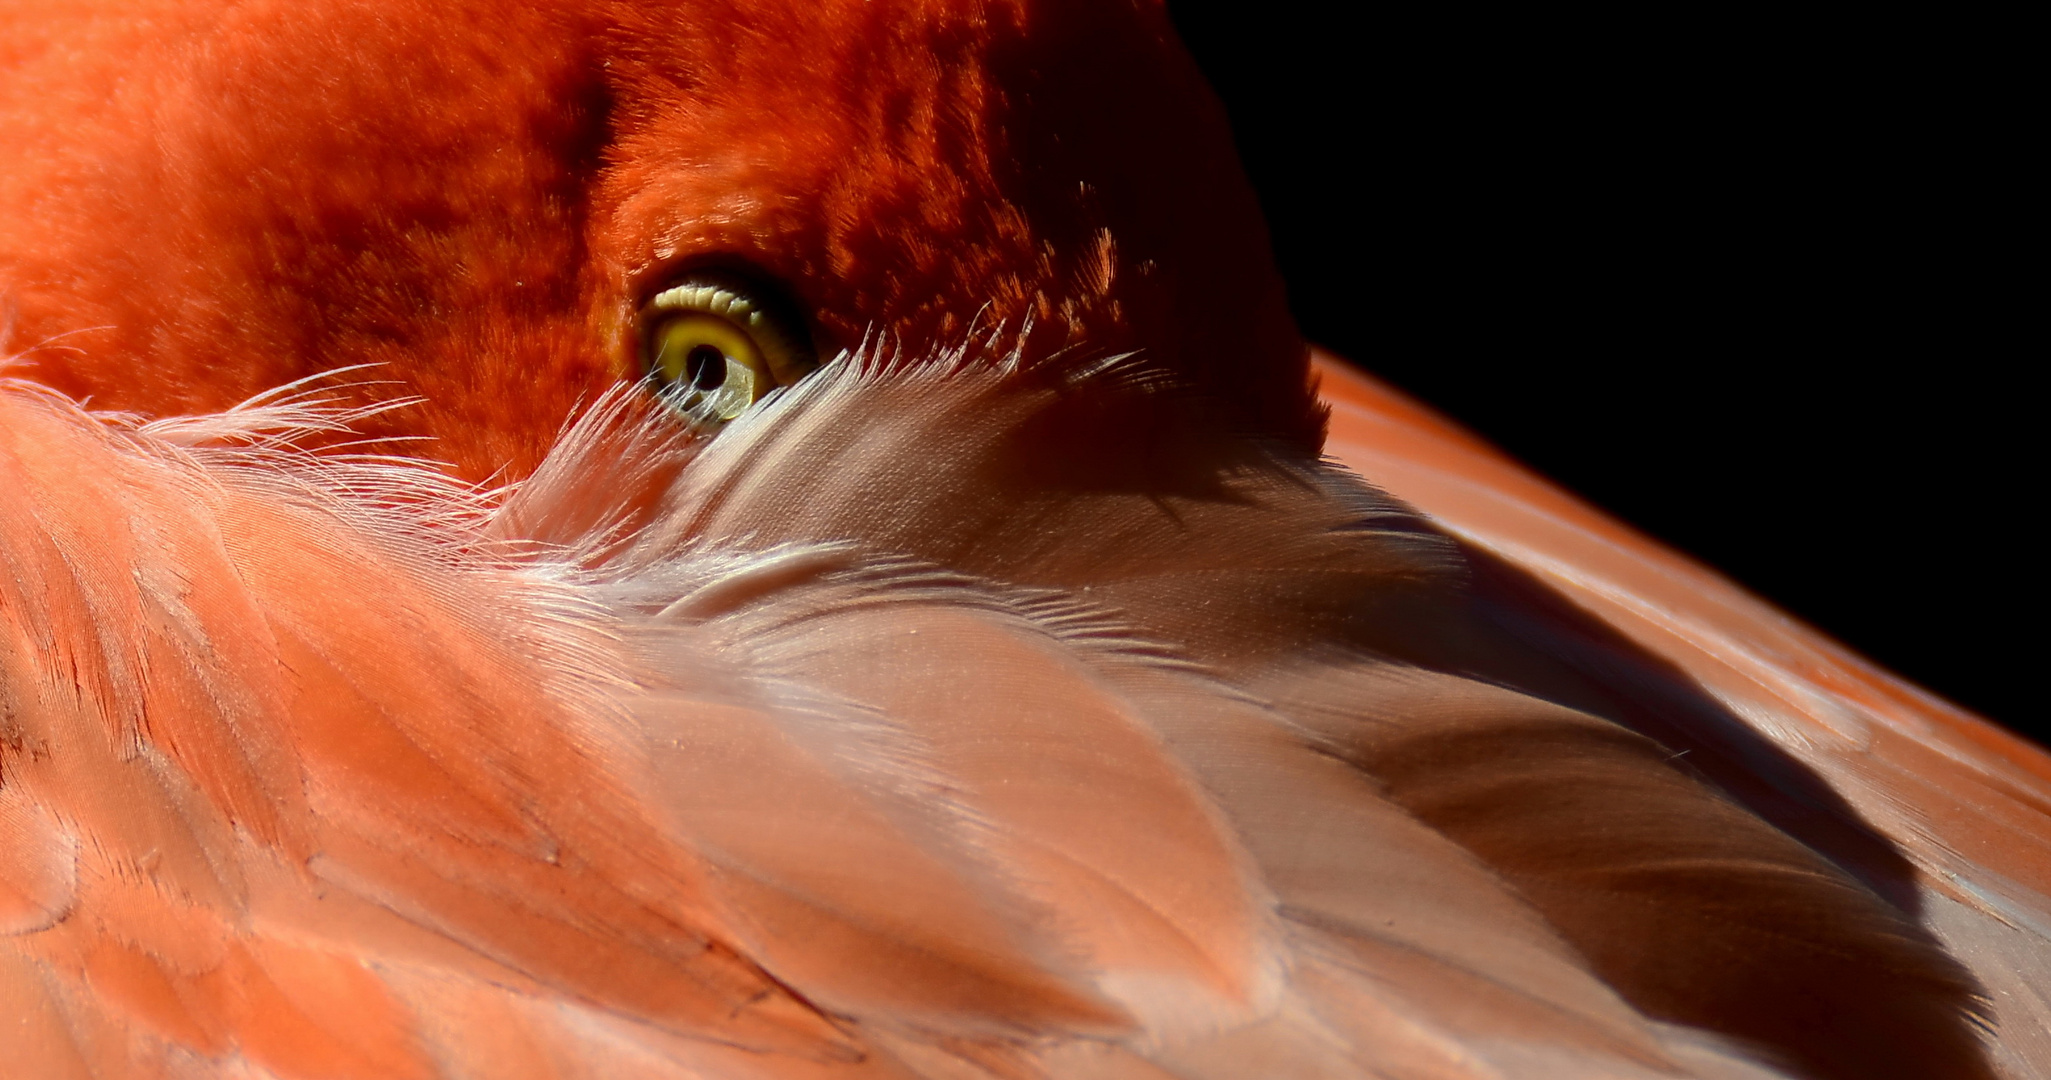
[685,345,727,391]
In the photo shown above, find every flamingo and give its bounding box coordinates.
[2,2,2045,1078]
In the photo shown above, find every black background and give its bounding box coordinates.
[1168,5,2033,741]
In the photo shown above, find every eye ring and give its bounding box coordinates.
[640,267,817,422]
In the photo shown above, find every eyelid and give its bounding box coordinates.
[648,281,758,321]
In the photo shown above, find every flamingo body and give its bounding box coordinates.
[2,2,2047,1079]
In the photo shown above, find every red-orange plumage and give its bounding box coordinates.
[1,0,1307,480]
[3,2,2047,1079]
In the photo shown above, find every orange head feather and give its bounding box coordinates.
[1,0,1308,481]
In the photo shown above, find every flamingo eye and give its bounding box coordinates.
[641,271,816,422]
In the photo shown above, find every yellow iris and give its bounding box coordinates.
[649,312,773,422]
[641,272,817,423]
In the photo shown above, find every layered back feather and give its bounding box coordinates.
[6,348,2043,1079]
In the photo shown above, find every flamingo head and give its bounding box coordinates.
[3,0,1310,480]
